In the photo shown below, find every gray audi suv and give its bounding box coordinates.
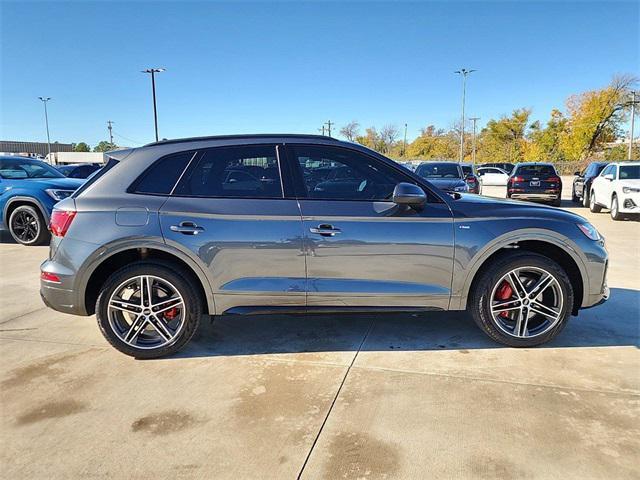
[40,135,609,358]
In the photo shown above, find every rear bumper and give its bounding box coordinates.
[510,192,560,201]
[40,281,83,315]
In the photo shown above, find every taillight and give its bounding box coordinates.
[49,209,76,237]
[41,271,61,283]
[548,176,561,183]
[511,176,524,182]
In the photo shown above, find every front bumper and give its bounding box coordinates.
[619,193,640,213]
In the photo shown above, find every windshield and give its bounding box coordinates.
[416,164,462,179]
[619,165,640,180]
[0,158,65,179]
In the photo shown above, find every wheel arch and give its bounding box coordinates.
[81,242,214,316]
[3,196,49,228]
[459,233,586,315]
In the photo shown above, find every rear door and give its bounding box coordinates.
[159,144,306,314]
[286,144,455,310]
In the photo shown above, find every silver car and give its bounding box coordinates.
[40,135,609,358]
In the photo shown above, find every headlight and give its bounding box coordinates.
[622,186,640,194]
[45,189,75,201]
[577,223,601,241]
[454,185,468,192]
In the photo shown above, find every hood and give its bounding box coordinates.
[425,178,467,191]
[20,177,85,190]
[449,193,587,223]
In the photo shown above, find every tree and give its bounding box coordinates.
[525,109,568,162]
[355,127,383,151]
[406,125,457,159]
[559,75,638,160]
[380,124,400,153]
[340,121,360,141]
[93,141,117,152]
[477,108,532,163]
[73,142,91,152]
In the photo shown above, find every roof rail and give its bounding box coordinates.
[144,133,342,147]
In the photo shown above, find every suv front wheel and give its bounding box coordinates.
[8,205,50,246]
[469,252,573,347]
[96,261,202,358]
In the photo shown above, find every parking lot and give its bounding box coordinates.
[1,179,638,479]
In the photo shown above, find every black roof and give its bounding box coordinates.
[144,134,342,147]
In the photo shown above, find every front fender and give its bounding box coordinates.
[450,226,589,310]
[3,194,53,227]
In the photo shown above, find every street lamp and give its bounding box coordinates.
[454,68,476,162]
[470,117,480,164]
[38,97,52,161]
[142,68,165,142]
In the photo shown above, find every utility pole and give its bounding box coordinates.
[142,68,165,142]
[454,68,476,162]
[38,97,52,161]
[403,123,408,157]
[319,125,326,136]
[325,120,333,137]
[629,91,636,160]
[470,117,480,164]
[107,120,114,147]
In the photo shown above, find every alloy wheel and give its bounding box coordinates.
[107,275,186,350]
[490,267,564,339]
[11,210,39,243]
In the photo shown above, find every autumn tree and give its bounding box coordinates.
[525,109,568,162]
[340,121,360,141]
[406,125,458,159]
[559,74,637,160]
[477,108,532,163]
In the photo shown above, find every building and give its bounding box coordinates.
[45,151,105,165]
[0,140,74,158]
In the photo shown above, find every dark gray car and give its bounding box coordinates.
[415,161,469,193]
[40,135,609,358]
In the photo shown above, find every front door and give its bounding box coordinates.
[287,144,455,310]
[160,144,305,314]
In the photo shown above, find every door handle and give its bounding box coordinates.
[170,221,205,235]
[309,224,341,237]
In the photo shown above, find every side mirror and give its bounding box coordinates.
[604,173,614,181]
[392,182,427,208]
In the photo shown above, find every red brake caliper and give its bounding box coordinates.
[163,307,178,320]
[496,281,513,318]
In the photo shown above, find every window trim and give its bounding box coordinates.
[282,143,444,203]
[170,143,289,200]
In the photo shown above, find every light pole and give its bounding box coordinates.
[142,68,165,142]
[629,91,636,160]
[38,97,52,161]
[403,123,408,157]
[454,68,476,162]
[470,117,480,164]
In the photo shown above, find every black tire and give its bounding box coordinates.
[571,186,579,203]
[468,252,574,347]
[582,190,590,208]
[96,261,202,359]
[552,198,562,207]
[610,195,623,221]
[8,205,50,246]
[589,190,602,213]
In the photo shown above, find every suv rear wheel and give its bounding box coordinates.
[96,262,202,359]
[8,205,50,246]
[469,252,573,347]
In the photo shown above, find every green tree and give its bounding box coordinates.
[525,109,568,162]
[406,125,457,159]
[73,142,91,152]
[93,141,117,152]
[477,108,532,163]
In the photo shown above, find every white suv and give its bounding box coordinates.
[589,161,640,220]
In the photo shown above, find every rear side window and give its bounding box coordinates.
[133,151,194,195]
[72,158,118,198]
[174,145,283,198]
[515,165,556,176]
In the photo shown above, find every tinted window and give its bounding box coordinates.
[416,163,462,179]
[292,145,410,201]
[619,165,640,180]
[515,165,556,176]
[0,158,64,179]
[175,145,282,198]
[600,165,615,177]
[461,165,472,175]
[134,151,194,195]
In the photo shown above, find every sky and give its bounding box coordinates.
[1,1,638,147]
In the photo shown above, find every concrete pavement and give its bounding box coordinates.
[1,184,638,479]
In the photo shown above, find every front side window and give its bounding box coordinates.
[291,145,410,201]
[600,165,615,177]
[174,145,282,198]
[619,165,639,180]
